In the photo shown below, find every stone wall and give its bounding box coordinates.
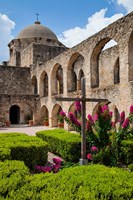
[30,12,133,127]
[0,65,32,94]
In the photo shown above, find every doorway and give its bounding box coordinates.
[10,105,20,124]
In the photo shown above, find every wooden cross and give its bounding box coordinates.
[55,78,108,165]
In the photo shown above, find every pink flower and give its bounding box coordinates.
[52,164,61,173]
[59,110,66,117]
[43,166,52,173]
[91,146,98,152]
[86,121,92,132]
[130,105,133,114]
[87,153,92,160]
[75,100,81,112]
[101,105,108,113]
[111,121,116,128]
[109,111,113,117]
[120,111,125,124]
[87,114,94,124]
[122,118,129,129]
[93,114,98,122]
[53,157,62,165]
[68,112,81,127]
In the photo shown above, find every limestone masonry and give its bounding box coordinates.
[0,12,133,128]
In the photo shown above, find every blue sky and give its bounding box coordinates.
[0,0,133,63]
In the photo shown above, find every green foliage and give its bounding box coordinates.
[128,163,133,172]
[0,160,29,199]
[0,133,49,169]
[6,164,133,200]
[120,139,133,165]
[36,129,81,162]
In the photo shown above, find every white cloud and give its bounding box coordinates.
[58,9,123,48]
[0,14,15,63]
[116,0,133,13]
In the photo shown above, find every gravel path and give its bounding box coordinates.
[0,124,53,136]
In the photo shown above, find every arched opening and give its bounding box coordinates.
[51,104,62,127]
[67,53,84,92]
[77,69,85,90]
[10,105,20,124]
[51,64,63,95]
[68,103,80,131]
[114,106,120,122]
[40,71,48,97]
[92,101,111,116]
[128,31,133,81]
[90,38,118,88]
[31,76,38,95]
[40,105,49,125]
[114,58,120,84]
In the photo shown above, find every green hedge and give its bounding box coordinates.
[0,133,49,169]
[120,139,133,165]
[36,129,81,162]
[0,160,29,199]
[3,164,133,200]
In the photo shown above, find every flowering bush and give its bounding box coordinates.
[59,102,133,166]
[34,157,63,174]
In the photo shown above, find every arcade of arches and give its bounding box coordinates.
[0,12,133,126]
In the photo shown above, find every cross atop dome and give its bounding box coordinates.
[35,13,41,24]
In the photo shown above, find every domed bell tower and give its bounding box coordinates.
[7,20,67,67]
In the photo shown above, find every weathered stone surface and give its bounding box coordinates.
[0,12,133,126]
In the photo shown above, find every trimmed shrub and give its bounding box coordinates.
[120,139,133,165]
[0,160,29,199]
[0,133,49,169]
[36,129,81,162]
[8,164,133,200]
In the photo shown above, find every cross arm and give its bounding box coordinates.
[55,97,108,102]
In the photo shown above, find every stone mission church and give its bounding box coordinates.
[0,12,133,128]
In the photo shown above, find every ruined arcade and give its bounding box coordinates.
[0,11,133,128]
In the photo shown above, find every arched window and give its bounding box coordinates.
[90,38,118,88]
[40,71,48,97]
[51,104,63,127]
[77,69,84,90]
[40,105,49,125]
[114,106,120,122]
[31,76,38,94]
[67,53,84,92]
[51,64,63,95]
[114,58,120,84]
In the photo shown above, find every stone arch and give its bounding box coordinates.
[92,101,111,116]
[31,76,38,95]
[114,106,120,122]
[51,104,62,127]
[128,31,133,81]
[40,105,49,125]
[39,71,48,97]
[51,64,63,95]
[67,52,85,92]
[77,69,85,90]
[90,38,118,88]
[68,103,79,131]
[114,57,120,84]
[10,104,20,124]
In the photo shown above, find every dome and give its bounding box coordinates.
[17,21,58,40]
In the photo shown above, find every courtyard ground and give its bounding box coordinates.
[0,124,53,136]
